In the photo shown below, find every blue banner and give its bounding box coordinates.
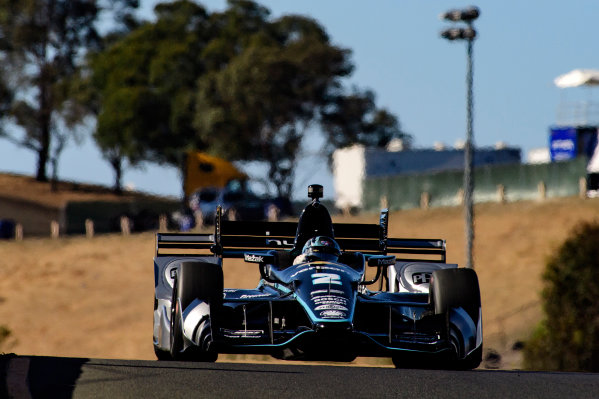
[550,127,577,161]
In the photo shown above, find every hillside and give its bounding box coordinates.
[0,191,598,369]
[0,173,179,237]
[0,172,167,208]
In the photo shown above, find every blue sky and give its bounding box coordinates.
[1,0,598,199]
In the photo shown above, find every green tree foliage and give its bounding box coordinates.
[0,0,138,182]
[194,2,407,198]
[523,220,599,371]
[90,0,409,198]
[195,11,355,197]
[89,1,211,192]
[320,88,411,156]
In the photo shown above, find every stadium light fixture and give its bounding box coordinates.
[440,6,480,23]
[439,6,480,270]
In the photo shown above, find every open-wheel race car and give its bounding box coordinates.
[153,185,482,369]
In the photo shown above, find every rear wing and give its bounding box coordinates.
[155,208,446,263]
[155,232,214,256]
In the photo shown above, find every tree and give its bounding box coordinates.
[90,0,409,199]
[523,221,599,371]
[320,87,411,157]
[195,7,406,199]
[89,1,211,192]
[0,0,138,182]
[195,20,353,197]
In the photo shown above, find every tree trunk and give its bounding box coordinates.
[36,145,49,182]
[111,157,123,195]
[36,64,51,182]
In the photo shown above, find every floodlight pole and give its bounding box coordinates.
[440,6,479,269]
[464,32,474,270]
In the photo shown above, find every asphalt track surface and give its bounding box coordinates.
[2,355,599,398]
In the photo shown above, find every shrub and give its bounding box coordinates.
[524,220,599,371]
[0,325,10,350]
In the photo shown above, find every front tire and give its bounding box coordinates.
[169,261,223,361]
[430,268,482,370]
[154,345,172,361]
[170,279,184,359]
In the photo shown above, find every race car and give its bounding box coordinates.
[152,184,482,369]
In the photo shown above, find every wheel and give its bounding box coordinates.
[169,261,223,361]
[154,345,172,361]
[170,279,184,359]
[431,268,481,322]
[430,268,482,369]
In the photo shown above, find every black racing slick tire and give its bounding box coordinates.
[431,268,481,321]
[154,345,172,361]
[169,279,184,360]
[170,261,223,361]
[430,268,482,370]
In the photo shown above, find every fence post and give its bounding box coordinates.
[497,184,506,203]
[420,192,430,209]
[380,195,388,210]
[159,214,168,231]
[537,181,546,200]
[456,188,464,206]
[267,204,280,222]
[50,220,60,239]
[120,216,131,236]
[15,223,23,241]
[85,219,94,238]
[579,177,587,199]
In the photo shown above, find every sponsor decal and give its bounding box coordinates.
[551,139,575,151]
[312,273,342,285]
[265,238,295,247]
[376,257,396,266]
[244,253,264,263]
[312,295,349,310]
[314,304,348,311]
[239,293,271,299]
[311,289,345,296]
[412,272,431,285]
[320,310,346,319]
[221,329,265,339]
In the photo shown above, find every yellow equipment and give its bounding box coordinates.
[183,152,246,197]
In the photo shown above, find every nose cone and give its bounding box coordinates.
[293,266,359,324]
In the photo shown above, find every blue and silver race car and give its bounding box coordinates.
[153,185,482,369]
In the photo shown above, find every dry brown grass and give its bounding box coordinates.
[1,196,598,369]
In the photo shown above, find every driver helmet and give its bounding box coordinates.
[302,236,341,262]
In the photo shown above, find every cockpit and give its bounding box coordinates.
[292,184,335,256]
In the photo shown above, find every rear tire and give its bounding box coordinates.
[430,268,482,369]
[169,261,223,361]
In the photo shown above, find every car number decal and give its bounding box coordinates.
[312,273,342,285]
